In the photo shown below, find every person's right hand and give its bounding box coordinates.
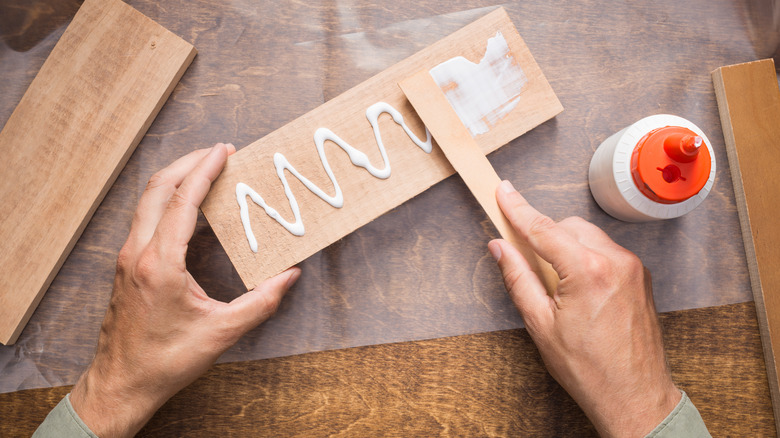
[487,180,680,438]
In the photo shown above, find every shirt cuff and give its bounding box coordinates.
[32,393,99,438]
[645,390,711,438]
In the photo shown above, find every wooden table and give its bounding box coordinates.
[0,0,777,435]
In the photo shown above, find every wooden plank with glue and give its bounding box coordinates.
[0,0,196,345]
[712,58,780,434]
[399,70,559,294]
[201,7,562,290]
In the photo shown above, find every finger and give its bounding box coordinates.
[152,143,230,261]
[129,144,236,249]
[496,180,585,273]
[488,239,554,333]
[129,148,212,248]
[224,268,302,335]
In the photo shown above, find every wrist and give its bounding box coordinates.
[70,364,164,438]
[590,383,681,438]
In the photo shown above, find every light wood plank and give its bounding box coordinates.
[712,58,780,435]
[399,70,559,294]
[0,0,196,345]
[201,7,563,290]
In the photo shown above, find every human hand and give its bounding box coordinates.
[487,180,679,438]
[69,143,301,438]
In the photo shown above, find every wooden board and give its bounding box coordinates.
[0,0,196,345]
[0,302,773,436]
[201,7,563,290]
[712,58,780,435]
[399,70,559,294]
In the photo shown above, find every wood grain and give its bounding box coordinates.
[0,0,195,345]
[0,0,758,394]
[712,58,780,435]
[399,70,560,293]
[0,302,773,436]
[201,7,563,290]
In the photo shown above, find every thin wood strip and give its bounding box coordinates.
[712,58,780,435]
[0,0,196,345]
[399,70,559,294]
[201,7,563,290]
[0,302,772,436]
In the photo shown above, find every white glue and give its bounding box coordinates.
[429,31,527,137]
[588,114,716,222]
[236,102,432,253]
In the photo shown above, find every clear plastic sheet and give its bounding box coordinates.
[0,0,767,394]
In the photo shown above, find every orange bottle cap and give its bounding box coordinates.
[630,126,711,203]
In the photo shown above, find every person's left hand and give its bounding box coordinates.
[69,143,301,438]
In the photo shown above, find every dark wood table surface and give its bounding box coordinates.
[1,0,778,435]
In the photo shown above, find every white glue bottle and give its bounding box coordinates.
[588,115,716,222]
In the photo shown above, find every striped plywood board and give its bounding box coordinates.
[0,0,196,345]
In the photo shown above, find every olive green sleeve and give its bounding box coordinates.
[32,394,98,438]
[645,391,711,438]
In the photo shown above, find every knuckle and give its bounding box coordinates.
[580,254,612,285]
[132,249,160,286]
[214,318,242,344]
[257,292,282,318]
[502,265,533,294]
[146,171,173,191]
[580,250,645,292]
[625,251,643,270]
[520,310,546,336]
[619,251,645,278]
[167,190,192,211]
[527,214,557,239]
[115,245,134,274]
[582,254,608,275]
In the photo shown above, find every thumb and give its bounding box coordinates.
[225,267,302,334]
[489,239,554,333]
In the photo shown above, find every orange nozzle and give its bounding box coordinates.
[630,126,711,204]
[663,134,702,163]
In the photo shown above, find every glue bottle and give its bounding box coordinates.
[588,115,716,222]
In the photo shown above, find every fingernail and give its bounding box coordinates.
[225,143,236,154]
[488,241,502,261]
[500,180,516,194]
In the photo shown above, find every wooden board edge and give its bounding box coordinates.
[0,9,198,346]
[712,58,780,434]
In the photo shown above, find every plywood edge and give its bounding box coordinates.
[712,58,780,433]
